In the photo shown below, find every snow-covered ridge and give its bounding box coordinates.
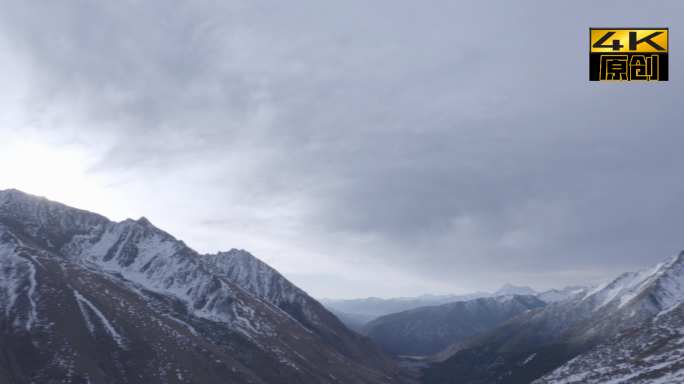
[425,252,684,384]
[204,249,327,329]
[0,190,307,332]
[535,294,684,383]
[0,190,410,383]
[515,251,684,353]
[575,253,684,318]
[206,249,304,305]
[536,287,585,304]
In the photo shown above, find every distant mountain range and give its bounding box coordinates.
[363,294,547,356]
[0,189,417,383]
[320,284,584,318]
[422,251,684,384]
[320,284,584,339]
[319,284,540,318]
[321,284,584,358]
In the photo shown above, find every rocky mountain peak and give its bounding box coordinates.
[136,216,152,226]
[0,189,414,383]
[204,248,328,331]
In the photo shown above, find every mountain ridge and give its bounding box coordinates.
[0,189,416,383]
[422,251,684,384]
[534,298,684,383]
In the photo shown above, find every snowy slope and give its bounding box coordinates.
[206,249,299,304]
[536,287,585,304]
[477,252,684,354]
[535,299,684,384]
[0,189,416,384]
[206,250,316,324]
[423,251,684,384]
[204,248,364,340]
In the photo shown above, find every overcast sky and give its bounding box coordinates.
[1,0,683,299]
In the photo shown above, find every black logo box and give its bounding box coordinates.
[589,53,668,81]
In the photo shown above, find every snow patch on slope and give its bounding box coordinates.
[0,228,40,331]
[26,260,38,330]
[205,249,323,328]
[74,289,124,347]
[616,256,678,308]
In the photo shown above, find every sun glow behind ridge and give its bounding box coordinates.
[0,135,108,215]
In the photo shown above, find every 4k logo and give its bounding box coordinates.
[590,28,668,81]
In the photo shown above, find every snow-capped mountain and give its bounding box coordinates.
[0,189,416,383]
[362,294,546,356]
[536,286,585,304]
[423,251,684,384]
[534,298,684,383]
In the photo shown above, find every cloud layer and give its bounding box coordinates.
[1,0,684,298]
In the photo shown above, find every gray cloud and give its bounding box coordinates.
[2,0,684,296]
